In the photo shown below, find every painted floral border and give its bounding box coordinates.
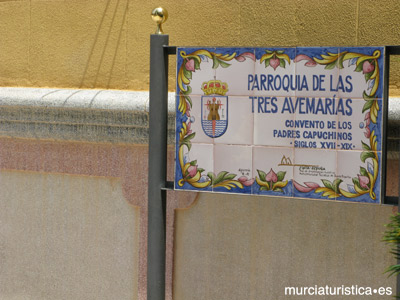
[175,47,383,203]
[293,48,382,201]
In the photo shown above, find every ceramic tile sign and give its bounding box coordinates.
[175,47,384,203]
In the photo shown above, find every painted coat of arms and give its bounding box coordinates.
[201,80,228,138]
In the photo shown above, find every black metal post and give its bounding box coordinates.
[383,46,400,205]
[389,51,400,297]
[382,47,389,203]
[398,141,400,300]
[148,33,169,300]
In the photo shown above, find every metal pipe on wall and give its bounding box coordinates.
[148,12,169,299]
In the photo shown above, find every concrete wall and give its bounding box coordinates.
[1,0,400,93]
[174,194,396,299]
[0,171,139,300]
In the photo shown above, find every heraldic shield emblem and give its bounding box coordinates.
[201,79,228,138]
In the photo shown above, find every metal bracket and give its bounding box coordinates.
[161,181,175,190]
[383,46,400,205]
[164,46,177,55]
[387,46,400,55]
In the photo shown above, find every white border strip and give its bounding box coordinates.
[0,87,176,112]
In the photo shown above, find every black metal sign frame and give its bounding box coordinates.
[148,35,400,300]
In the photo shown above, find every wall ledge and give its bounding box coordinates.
[0,87,176,144]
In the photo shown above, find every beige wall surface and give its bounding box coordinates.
[0,0,400,92]
[174,194,396,300]
[0,170,139,300]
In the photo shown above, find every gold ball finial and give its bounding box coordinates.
[151,7,168,35]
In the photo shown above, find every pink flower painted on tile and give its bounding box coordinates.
[185,101,191,116]
[269,58,280,71]
[363,112,371,138]
[187,165,197,177]
[364,112,370,126]
[305,182,320,189]
[265,168,278,183]
[364,126,371,138]
[294,54,317,67]
[238,176,255,186]
[362,60,374,74]
[358,174,370,189]
[293,181,320,193]
[186,121,192,135]
[235,52,256,62]
[185,59,195,72]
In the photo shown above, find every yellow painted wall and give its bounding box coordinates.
[0,0,400,92]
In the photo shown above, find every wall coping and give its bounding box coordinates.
[0,87,175,144]
[0,87,176,112]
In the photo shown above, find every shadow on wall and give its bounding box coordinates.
[80,0,130,89]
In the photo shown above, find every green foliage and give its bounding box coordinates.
[212,56,231,69]
[325,61,337,70]
[360,151,375,163]
[321,178,342,193]
[355,61,364,72]
[352,177,362,190]
[338,54,345,69]
[183,68,192,80]
[365,70,373,82]
[362,100,374,113]
[264,58,271,68]
[180,132,195,150]
[277,171,286,182]
[363,90,376,101]
[207,171,236,185]
[182,86,192,96]
[257,169,267,182]
[383,213,400,282]
[194,59,200,70]
[361,141,371,151]
[360,167,368,177]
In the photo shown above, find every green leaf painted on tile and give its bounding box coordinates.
[218,59,231,68]
[277,171,286,182]
[332,179,342,194]
[322,179,333,190]
[361,151,375,162]
[360,167,368,177]
[257,169,267,182]
[214,171,229,184]
[207,172,215,184]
